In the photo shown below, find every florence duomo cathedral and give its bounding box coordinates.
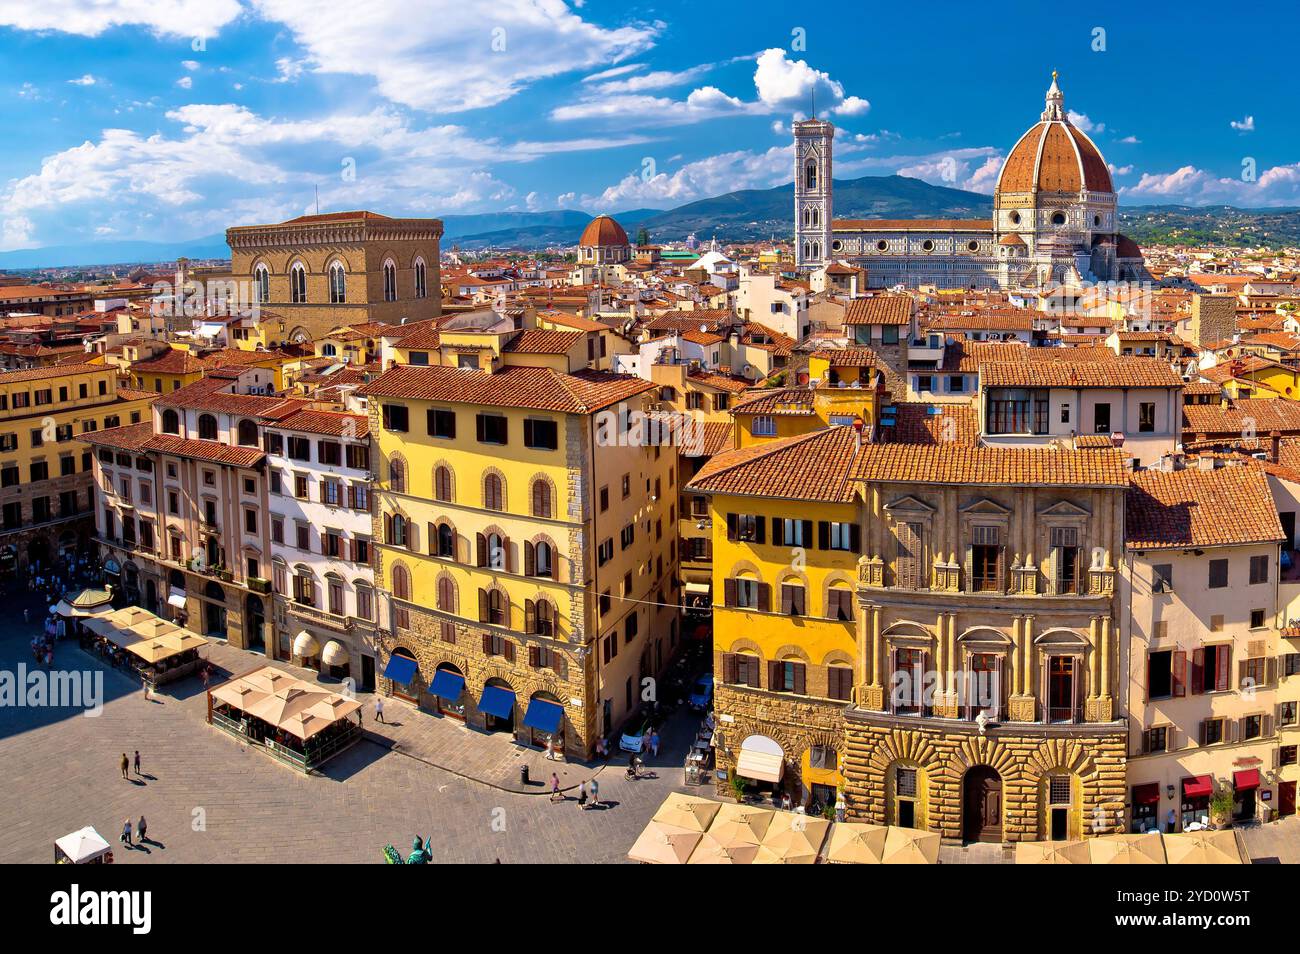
[795,73,1151,289]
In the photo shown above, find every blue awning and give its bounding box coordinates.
[383,654,418,685]
[522,698,564,735]
[429,668,465,702]
[478,684,516,720]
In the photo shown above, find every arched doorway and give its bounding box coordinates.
[203,581,227,636]
[431,662,466,720]
[523,690,565,750]
[963,766,1003,843]
[388,647,419,702]
[245,594,265,652]
[28,535,51,572]
[480,677,516,734]
[144,578,158,614]
[735,734,785,796]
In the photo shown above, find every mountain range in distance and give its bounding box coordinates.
[3,175,1299,270]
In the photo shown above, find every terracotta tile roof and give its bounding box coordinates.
[686,426,862,502]
[357,365,654,414]
[940,339,1027,372]
[1183,398,1300,437]
[141,433,266,468]
[540,311,608,333]
[643,311,732,334]
[730,387,816,416]
[812,347,878,367]
[155,375,304,419]
[1126,465,1283,549]
[502,328,583,354]
[680,330,724,346]
[980,356,1183,389]
[272,408,370,439]
[686,368,752,393]
[848,444,1130,487]
[391,318,443,350]
[128,348,209,375]
[81,421,153,452]
[0,362,108,383]
[115,387,161,403]
[926,310,1034,332]
[695,421,734,457]
[739,323,796,355]
[881,402,979,447]
[844,295,913,326]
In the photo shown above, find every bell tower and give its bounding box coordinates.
[793,118,833,271]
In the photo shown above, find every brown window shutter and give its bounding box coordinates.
[746,658,760,688]
[1172,650,1186,697]
[1238,660,1247,692]
[524,541,535,576]
[723,578,737,607]
[476,533,487,567]
[1264,713,1274,738]
[780,583,793,615]
[481,630,493,654]
[756,582,771,613]
[528,645,541,668]
[503,640,515,663]
[525,599,536,635]
[427,523,436,555]
[767,659,782,690]
[1198,720,1208,746]
[1266,657,1278,687]
[478,589,488,624]
[722,652,738,684]
[726,513,737,541]
[1191,648,1204,694]
[501,598,511,630]
[792,662,806,695]
[502,536,512,573]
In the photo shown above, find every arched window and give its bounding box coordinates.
[198,414,218,441]
[389,457,405,493]
[434,465,453,502]
[436,522,455,558]
[387,513,408,548]
[161,409,180,434]
[534,540,553,578]
[236,419,258,446]
[534,598,554,637]
[414,258,427,299]
[383,259,397,302]
[485,588,506,625]
[328,262,346,304]
[483,472,504,511]
[391,564,411,628]
[531,479,551,518]
[805,159,817,190]
[436,575,456,613]
[290,262,307,303]
[486,532,506,570]
[254,264,270,304]
[321,342,337,357]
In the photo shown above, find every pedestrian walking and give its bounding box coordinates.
[650,730,660,758]
[549,772,562,802]
[577,780,588,810]
[137,815,147,844]
[23,608,29,624]
[120,819,132,845]
[375,695,385,724]
[589,778,600,808]
[120,753,129,779]
[133,750,141,776]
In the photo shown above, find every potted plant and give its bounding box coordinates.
[729,772,748,803]
[1209,785,1235,829]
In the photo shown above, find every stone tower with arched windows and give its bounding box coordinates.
[793,118,834,271]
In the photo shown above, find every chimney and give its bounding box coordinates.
[1270,430,1281,464]
[1197,455,1217,472]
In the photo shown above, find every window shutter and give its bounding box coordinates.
[746,658,760,688]
[780,583,793,615]
[1140,728,1150,755]
[481,631,493,654]
[1144,652,1151,703]
[726,513,737,541]
[817,521,829,550]
[525,599,536,635]
[1266,657,1278,687]
[771,517,782,545]
[503,640,515,663]
[801,520,813,547]
[1172,651,1186,697]
[723,578,737,607]
[528,645,541,669]
[963,544,974,592]
[1199,720,1207,746]
[478,589,488,624]
[502,536,512,573]
[767,659,782,690]
[756,582,771,613]
[792,662,806,695]
[722,652,738,684]
[1191,648,1205,695]
[849,523,861,553]
[476,533,487,567]
[1237,660,1247,692]
[524,541,535,576]
[754,518,765,545]
[1264,713,1274,738]
[1218,645,1232,692]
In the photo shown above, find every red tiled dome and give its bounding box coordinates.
[579,214,629,248]
[996,78,1112,195]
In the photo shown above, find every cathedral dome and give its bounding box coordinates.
[995,74,1112,195]
[579,214,629,248]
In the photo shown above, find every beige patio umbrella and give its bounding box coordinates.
[1015,840,1092,864]
[247,685,320,725]
[1088,833,1167,864]
[882,826,942,864]
[1164,830,1243,865]
[707,802,774,846]
[279,711,331,740]
[244,669,295,695]
[754,813,831,864]
[627,821,701,864]
[128,618,181,641]
[686,833,761,864]
[109,606,153,628]
[209,680,268,711]
[653,792,722,833]
[307,695,361,723]
[824,822,889,864]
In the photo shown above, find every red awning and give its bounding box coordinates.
[1233,769,1261,792]
[1182,775,1213,799]
[1133,782,1161,805]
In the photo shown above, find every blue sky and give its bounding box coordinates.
[1,0,1296,250]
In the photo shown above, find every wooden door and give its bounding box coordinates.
[1279,781,1296,817]
[963,767,1003,843]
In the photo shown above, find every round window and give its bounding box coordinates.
[1009,211,1021,225]
[967,240,979,252]
[876,240,888,252]
[831,240,842,252]
[921,240,935,252]
[1052,211,1067,226]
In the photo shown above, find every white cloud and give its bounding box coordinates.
[592,64,715,93]
[582,63,642,83]
[590,145,792,208]
[181,60,200,71]
[771,119,786,135]
[552,87,750,125]
[1121,162,1300,206]
[249,0,661,112]
[275,56,306,82]
[1117,135,1140,144]
[556,191,576,206]
[1107,163,1133,176]
[0,0,240,37]
[176,76,192,89]
[68,74,97,86]
[1230,115,1255,132]
[1067,110,1103,133]
[752,48,843,110]
[834,95,870,116]
[839,147,1003,194]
